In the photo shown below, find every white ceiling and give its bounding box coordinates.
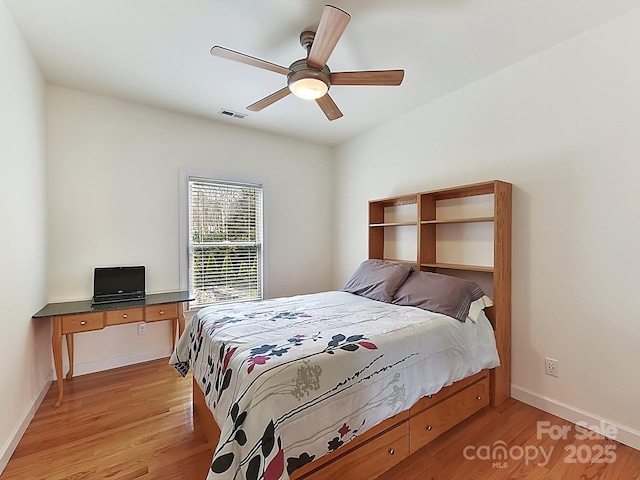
[5,0,639,146]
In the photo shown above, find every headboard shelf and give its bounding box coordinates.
[427,180,497,200]
[370,221,417,227]
[421,262,494,273]
[370,194,418,208]
[379,258,416,265]
[421,216,494,225]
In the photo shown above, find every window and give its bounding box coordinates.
[187,177,263,307]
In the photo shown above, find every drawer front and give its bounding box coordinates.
[62,313,104,334]
[145,304,178,322]
[410,378,490,453]
[292,413,409,479]
[300,421,409,480]
[105,308,144,326]
[410,371,487,416]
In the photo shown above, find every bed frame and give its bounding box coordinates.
[192,180,512,479]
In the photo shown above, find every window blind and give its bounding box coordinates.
[188,178,263,306]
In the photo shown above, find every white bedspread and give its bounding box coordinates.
[170,291,499,480]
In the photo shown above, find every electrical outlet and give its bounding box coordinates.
[545,357,559,377]
[138,323,146,336]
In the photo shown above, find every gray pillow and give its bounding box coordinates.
[341,259,414,303]
[392,271,484,322]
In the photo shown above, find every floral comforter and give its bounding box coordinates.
[169,291,499,480]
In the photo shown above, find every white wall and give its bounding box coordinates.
[334,7,640,448]
[0,0,50,470]
[46,87,334,374]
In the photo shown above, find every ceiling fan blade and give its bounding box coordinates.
[211,46,291,76]
[315,93,343,121]
[307,6,351,70]
[331,70,405,86]
[247,87,291,112]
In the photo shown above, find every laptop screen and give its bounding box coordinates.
[93,266,145,297]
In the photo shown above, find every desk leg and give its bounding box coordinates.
[177,302,186,339]
[52,317,64,407]
[65,334,74,379]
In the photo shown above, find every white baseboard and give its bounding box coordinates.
[57,348,172,379]
[0,371,53,475]
[512,384,640,451]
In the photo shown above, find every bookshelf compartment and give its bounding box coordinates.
[435,222,494,269]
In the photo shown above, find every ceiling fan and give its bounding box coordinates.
[210,4,405,121]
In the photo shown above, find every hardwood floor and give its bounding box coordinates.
[2,359,212,480]
[3,359,639,479]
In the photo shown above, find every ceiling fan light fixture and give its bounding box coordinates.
[289,77,328,100]
[287,61,331,100]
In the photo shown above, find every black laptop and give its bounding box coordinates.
[92,266,146,305]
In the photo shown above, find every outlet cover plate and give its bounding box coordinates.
[545,357,559,377]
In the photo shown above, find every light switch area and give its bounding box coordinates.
[138,323,146,336]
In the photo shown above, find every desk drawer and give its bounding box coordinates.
[62,313,104,334]
[145,304,178,322]
[105,308,144,326]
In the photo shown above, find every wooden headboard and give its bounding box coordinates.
[368,180,512,406]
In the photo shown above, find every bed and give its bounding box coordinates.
[171,274,502,479]
[171,181,512,480]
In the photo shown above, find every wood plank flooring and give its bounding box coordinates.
[3,359,639,479]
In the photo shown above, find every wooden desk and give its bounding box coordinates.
[33,291,193,407]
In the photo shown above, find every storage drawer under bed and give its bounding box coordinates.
[410,376,490,453]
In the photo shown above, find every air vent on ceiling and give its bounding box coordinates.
[219,109,247,120]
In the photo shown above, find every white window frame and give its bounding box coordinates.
[179,169,266,310]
